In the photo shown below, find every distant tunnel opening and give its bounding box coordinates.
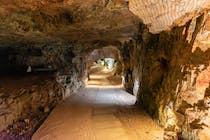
[86,58,123,87]
[0,4,209,139]
[84,46,123,87]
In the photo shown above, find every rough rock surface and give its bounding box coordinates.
[0,0,139,44]
[56,69,83,98]
[0,0,210,139]
[121,40,135,93]
[0,44,85,139]
[124,13,210,139]
[129,0,210,33]
[193,12,210,52]
[0,74,63,139]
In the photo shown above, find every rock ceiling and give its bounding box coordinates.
[0,0,140,45]
[129,0,210,33]
[0,0,210,45]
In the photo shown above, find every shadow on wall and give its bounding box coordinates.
[126,14,210,139]
[0,44,84,139]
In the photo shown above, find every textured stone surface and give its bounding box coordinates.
[175,64,210,140]
[123,14,210,139]
[121,40,135,93]
[0,0,210,139]
[193,12,210,52]
[0,75,63,139]
[0,44,75,73]
[56,69,83,98]
[0,44,85,138]
[0,0,139,44]
[129,0,210,33]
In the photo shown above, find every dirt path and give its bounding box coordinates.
[87,65,122,87]
[32,65,164,140]
[32,87,163,140]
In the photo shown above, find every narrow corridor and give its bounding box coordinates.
[32,65,164,140]
[1,2,210,139]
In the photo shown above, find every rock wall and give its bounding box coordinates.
[56,69,83,98]
[0,44,75,73]
[126,13,210,139]
[0,43,84,139]
[0,75,63,139]
[0,43,84,95]
[121,40,135,93]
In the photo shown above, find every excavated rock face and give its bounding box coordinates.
[0,0,139,44]
[121,40,135,93]
[129,0,210,33]
[0,74,63,139]
[0,0,210,139]
[125,14,210,139]
[177,14,210,140]
[193,12,210,52]
[0,43,84,139]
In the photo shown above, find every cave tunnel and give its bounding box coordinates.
[85,46,123,87]
[86,58,123,86]
[0,0,210,140]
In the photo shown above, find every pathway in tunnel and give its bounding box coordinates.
[86,64,122,87]
[32,65,164,140]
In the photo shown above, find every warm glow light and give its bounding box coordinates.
[86,63,122,88]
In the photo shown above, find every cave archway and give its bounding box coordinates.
[85,46,123,87]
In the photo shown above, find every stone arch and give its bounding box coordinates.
[84,46,123,81]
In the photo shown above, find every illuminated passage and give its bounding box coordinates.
[32,67,164,140]
[32,87,164,140]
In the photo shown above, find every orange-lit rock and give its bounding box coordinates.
[193,13,210,52]
[0,0,210,139]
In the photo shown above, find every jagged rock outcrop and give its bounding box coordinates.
[125,13,210,139]
[0,0,139,44]
[0,44,76,73]
[0,44,84,139]
[56,69,83,98]
[0,0,210,139]
[129,0,210,33]
[0,75,63,139]
[121,40,135,93]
